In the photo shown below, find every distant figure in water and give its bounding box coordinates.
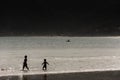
[42,59,49,71]
[66,39,70,42]
[22,55,29,71]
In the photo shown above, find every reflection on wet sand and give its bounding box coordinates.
[22,74,47,80]
[43,74,47,80]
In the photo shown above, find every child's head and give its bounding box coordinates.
[25,55,27,58]
[44,59,46,61]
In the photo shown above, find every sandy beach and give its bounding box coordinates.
[0,70,120,80]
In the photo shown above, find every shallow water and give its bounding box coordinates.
[0,37,120,76]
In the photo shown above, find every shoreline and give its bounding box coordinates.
[0,69,120,77]
[1,70,120,80]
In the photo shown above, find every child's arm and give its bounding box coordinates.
[42,62,44,65]
[47,62,49,65]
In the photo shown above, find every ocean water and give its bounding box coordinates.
[0,36,120,76]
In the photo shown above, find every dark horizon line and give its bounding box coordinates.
[0,34,120,37]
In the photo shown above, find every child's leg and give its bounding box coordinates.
[26,65,29,70]
[43,65,46,70]
[42,65,44,70]
[22,65,25,70]
[44,65,47,70]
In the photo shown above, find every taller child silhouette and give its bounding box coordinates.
[22,55,29,71]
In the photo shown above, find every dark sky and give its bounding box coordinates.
[0,0,120,36]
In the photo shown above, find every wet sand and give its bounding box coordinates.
[1,70,120,80]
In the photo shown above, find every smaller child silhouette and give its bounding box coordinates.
[42,59,49,71]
